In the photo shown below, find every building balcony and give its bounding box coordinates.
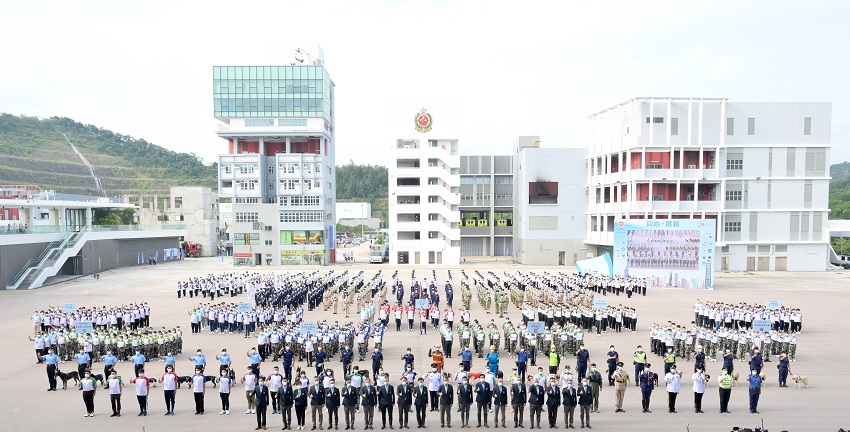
[460,225,490,236]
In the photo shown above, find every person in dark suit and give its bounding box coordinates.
[379,381,396,429]
[438,380,454,428]
[528,382,544,429]
[310,378,326,430]
[396,377,412,428]
[361,379,377,430]
[638,364,658,414]
[281,378,294,430]
[475,377,491,427]
[326,380,341,430]
[562,381,578,429]
[510,380,527,428]
[255,376,271,430]
[546,378,561,428]
[577,379,593,429]
[343,378,358,430]
[457,377,473,428]
[492,379,508,428]
[295,384,309,430]
[413,378,429,428]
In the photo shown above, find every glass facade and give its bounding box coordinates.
[213,66,333,120]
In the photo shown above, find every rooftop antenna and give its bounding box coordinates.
[293,47,318,66]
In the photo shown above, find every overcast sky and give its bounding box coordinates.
[1,0,848,167]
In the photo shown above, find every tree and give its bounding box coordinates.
[94,213,122,226]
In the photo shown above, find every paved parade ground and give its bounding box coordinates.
[3,254,850,432]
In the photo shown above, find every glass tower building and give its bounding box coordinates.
[214,63,337,266]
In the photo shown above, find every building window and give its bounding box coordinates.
[726,118,734,135]
[235,212,259,223]
[235,197,259,204]
[278,212,324,223]
[528,181,558,205]
[804,117,812,135]
[724,221,741,232]
[265,240,273,246]
[461,177,474,185]
[671,117,679,135]
[174,197,182,208]
[747,118,756,135]
[239,180,258,191]
[645,117,664,123]
[281,179,298,190]
[245,119,274,127]
[494,192,512,201]
[237,163,257,174]
[223,164,233,174]
[726,159,743,170]
[268,165,275,174]
[494,176,512,184]
[279,119,308,127]
[725,190,742,201]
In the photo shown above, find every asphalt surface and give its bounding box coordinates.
[4,251,849,432]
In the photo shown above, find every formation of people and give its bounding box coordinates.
[32,268,807,428]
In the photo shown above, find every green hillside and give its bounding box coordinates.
[336,163,388,224]
[829,162,850,252]
[0,113,217,195]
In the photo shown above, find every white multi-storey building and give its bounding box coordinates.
[214,62,336,266]
[586,97,831,271]
[389,137,460,265]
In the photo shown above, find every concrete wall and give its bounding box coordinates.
[0,241,54,287]
[337,203,372,221]
[513,146,588,265]
[68,237,181,276]
[514,237,590,266]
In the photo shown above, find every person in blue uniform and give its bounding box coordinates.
[42,349,59,391]
[746,369,762,414]
[777,352,790,387]
[749,348,763,375]
[638,363,658,413]
[575,345,590,381]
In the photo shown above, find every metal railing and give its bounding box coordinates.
[0,224,186,236]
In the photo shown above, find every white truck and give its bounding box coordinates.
[370,243,387,263]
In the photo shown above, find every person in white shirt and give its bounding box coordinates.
[107,371,123,417]
[161,365,179,415]
[217,369,233,414]
[692,368,707,414]
[131,369,150,416]
[269,367,284,414]
[664,366,681,413]
[192,369,206,415]
[243,368,258,414]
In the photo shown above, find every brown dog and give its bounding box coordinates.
[732,371,740,386]
[759,372,767,387]
[791,375,809,389]
[55,369,80,390]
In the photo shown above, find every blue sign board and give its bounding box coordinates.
[415,299,430,309]
[593,299,609,309]
[75,321,94,334]
[62,303,77,313]
[238,302,253,313]
[766,300,781,310]
[300,322,319,335]
[752,319,772,333]
[527,321,545,334]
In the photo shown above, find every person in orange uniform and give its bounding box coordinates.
[429,345,445,372]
